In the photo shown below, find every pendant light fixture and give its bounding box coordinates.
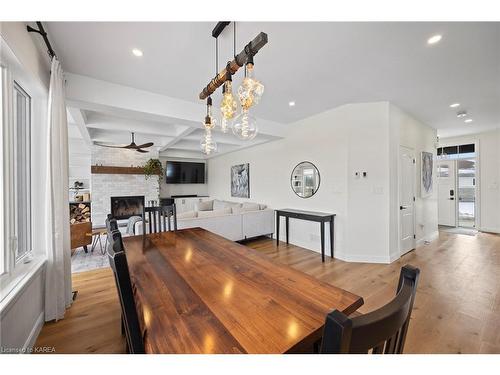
[198,23,269,151]
[219,23,239,133]
[232,109,258,140]
[220,69,238,133]
[233,54,263,140]
[237,56,264,111]
[200,97,218,155]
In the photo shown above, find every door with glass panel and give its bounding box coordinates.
[457,159,476,228]
[436,144,476,228]
[437,160,456,226]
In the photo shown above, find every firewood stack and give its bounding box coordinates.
[70,203,91,224]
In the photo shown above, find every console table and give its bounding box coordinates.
[275,209,335,262]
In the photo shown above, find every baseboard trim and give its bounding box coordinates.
[335,252,392,264]
[479,227,500,234]
[22,310,44,352]
[416,230,439,246]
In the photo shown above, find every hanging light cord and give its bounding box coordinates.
[215,36,219,77]
[233,22,236,58]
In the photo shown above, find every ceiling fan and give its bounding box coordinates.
[94,132,154,153]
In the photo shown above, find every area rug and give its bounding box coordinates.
[71,246,109,273]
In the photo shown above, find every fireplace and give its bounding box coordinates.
[110,196,145,220]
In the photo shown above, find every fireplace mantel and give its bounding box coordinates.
[91,165,161,175]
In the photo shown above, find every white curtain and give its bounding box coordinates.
[45,58,72,321]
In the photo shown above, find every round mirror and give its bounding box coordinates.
[291,161,321,198]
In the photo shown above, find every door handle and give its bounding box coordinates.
[400,205,408,210]
[449,197,454,200]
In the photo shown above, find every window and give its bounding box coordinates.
[437,144,475,160]
[13,82,32,261]
[0,68,4,275]
[0,65,33,287]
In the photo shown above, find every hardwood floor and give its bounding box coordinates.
[35,230,500,354]
[35,268,126,353]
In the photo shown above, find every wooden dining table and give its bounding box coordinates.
[123,227,363,354]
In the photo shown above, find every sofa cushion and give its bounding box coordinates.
[213,199,229,210]
[197,207,232,218]
[177,211,198,219]
[231,202,258,214]
[194,200,213,211]
[242,202,261,211]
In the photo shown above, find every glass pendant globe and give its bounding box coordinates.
[220,81,238,122]
[200,129,218,155]
[220,117,232,133]
[238,64,264,111]
[232,110,258,141]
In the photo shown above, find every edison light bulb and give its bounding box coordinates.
[238,63,264,111]
[232,109,258,140]
[220,81,237,133]
[203,98,217,130]
[200,128,218,155]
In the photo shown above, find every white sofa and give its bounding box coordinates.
[134,199,274,241]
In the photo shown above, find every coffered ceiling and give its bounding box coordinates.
[47,22,500,154]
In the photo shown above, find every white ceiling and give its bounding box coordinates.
[48,21,500,146]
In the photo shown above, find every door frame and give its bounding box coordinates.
[437,159,458,227]
[398,145,416,256]
[438,139,481,229]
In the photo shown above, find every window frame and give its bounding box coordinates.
[0,41,43,303]
[12,80,33,263]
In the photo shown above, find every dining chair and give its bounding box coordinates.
[320,265,420,354]
[107,232,145,354]
[105,214,118,232]
[142,204,177,234]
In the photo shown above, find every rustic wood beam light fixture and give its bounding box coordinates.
[199,31,268,100]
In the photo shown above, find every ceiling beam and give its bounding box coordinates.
[65,73,288,138]
[85,115,182,138]
[159,127,198,152]
[67,107,92,147]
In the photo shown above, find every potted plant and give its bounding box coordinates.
[143,158,164,201]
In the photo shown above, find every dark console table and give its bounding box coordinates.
[275,209,336,262]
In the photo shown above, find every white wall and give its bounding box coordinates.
[90,146,160,225]
[389,104,439,258]
[68,136,91,192]
[208,102,438,263]
[439,129,500,233]
[0,22,50,351]
[0,267,45,351]
[158,156,209,197]
[209,102,393,262]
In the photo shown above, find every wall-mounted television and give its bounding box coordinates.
[165,161,205,184]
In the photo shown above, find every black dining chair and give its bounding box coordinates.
[320,265,420,354]
[107,231,145,354]
[105,214,119,232]
[142,204,177,234]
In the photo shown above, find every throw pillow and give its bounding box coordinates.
[241,202,260,212]
[194,200,214,211]
[177,211,198,219]
[197,207,232,218]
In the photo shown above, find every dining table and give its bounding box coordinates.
[123,227,364,354]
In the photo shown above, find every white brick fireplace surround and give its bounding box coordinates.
[91,146,159,226]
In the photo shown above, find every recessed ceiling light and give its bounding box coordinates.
[457,111,467,118]
[288,101,296,107]
[427,34,442,45]
[449,103,460,108]
[132,48,143,57]
[464,119,473,123]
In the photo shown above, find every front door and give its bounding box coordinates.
[399,146,415,255]
[437,160,456,226]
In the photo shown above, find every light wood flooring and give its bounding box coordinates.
[35,230,500,354]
